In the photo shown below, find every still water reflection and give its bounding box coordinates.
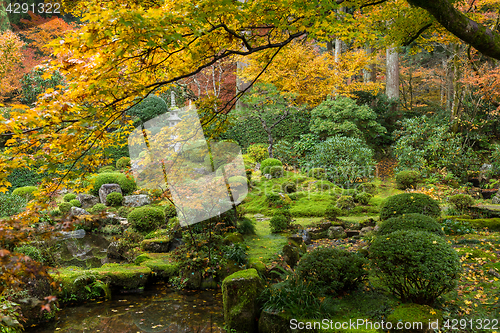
[27,283,225,333]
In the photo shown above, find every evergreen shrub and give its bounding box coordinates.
[377,213,445,236]
[380,193,440,220]
[395,170,421,190]
[106,192,123,207]
[127,206,165,233]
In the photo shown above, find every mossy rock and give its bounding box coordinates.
[258,310,291,333]
[223,232,244,244]
[141,257,180,279]
[248,260,267,274]
[140,237,172,253]
[222,268,264,333]
[387,303,442,333]
[93,263,151,289]
[456,217,500,231]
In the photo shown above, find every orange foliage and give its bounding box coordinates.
[0,31,25,101]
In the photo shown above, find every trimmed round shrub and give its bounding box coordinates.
[296,247,368,295]
[369,229,461,305]
[12,186,37,200]
[116,156,131,169]
[89,203,107,214]
[354,191,372,205]
[307,168,326,179]
[270,214,288,233]
[69,199,81,208]
[377,213,445,237]
[106,192,123,207]
[395,170,421,190]
[164,204,177,219]
[380,193,440,220]
[90,172,137,196]
[98,165,115,173]
[63,193,77,202]
[325,204,342,220]
[260,158,283,175]
[336,196,355,210]
[281,182,297,193]
[58,202,72,213]
[449,194,474,211]
[127,206,165,233]
[0,193,27,217]
[247,143,269,162]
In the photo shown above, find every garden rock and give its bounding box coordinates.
[123,194,151,207]
[99,184,122,205]
[77,194,99,209]
[493,195,500,205]
[69,207,90,217]
[346,229,360,238]
[282,244,300,269]
[264,174,272,180]
[254,162,260,171]
[488,268,500,279]
[168,237,184,251]
[327,226,347,239]
[360,226,374,236]
[194,167,209,175]
[59,229,86,239]
[258,310,291,333]
[104,212,128,226]
[141,238,171,253]
[222,269,263,333]
[107,242,123,259]
[298,229,312,244]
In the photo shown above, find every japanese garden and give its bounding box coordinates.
[1,0,500,332]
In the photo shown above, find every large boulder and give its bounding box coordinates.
[140,238,171,253]
[70,207,90,217]
[258,310,292,333]
[77,193,100,209]
[327,226,347,239]
[222,269,263,333]
[123,194,151,207]
[99,184,122,206]
[492,195,500,205]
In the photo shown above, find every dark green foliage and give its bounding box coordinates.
[88,203,107,214]
[296,247,368,295]
[310,96,386,142]
[126,94,170,125]
[260,158,283,175]
[63,193,77,202]
[449,194,474,211]
[116,157,131,169]
[307,168,326,179]
[106,192,123,207]
[98,165,116,173]
[259,271,321,318]
[164,204,177,219]
[246,143,269,162]
[69,199,82,208]
[369,230,461,305]
[336,195,355,210]
[11,186,37,201]
[273,140,298,166]
[354,192,372,205]
[20,66,66,105]
[377,213,445,236]
[270,214,288,233]
[58,202,72,213]
[359,182,377,194]
[127,206,165,233]
[223,243,248,265]
[90,172,137,196]
[392,116,478,178]
[6,168,48,190]
[325,204,342,220]
[380,193,441,220]
[300,136,375,186]
[395,170,421,190]
[237,217,256,235]
[266,193,287,208]
[0,193,27,217]
[441,219,476,235]
[281,182,296,193]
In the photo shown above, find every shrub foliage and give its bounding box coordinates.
[380,193,441,220]
[377,213,445,236]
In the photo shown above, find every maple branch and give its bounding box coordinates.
[360,0,388,10]
[402,23,433,46]
[408,0,500,60]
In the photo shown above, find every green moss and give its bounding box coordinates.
[456,218,500,231]
[223,268,259,281]
[387,303,441,327]
[290,193,332,217]
[244,217,287,265]
[93,263,151,289]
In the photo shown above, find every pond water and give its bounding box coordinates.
[27,283,225,333]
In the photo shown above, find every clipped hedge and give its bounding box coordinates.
[116,157,131,169]
[12,186,38,200]
[380,193,441,220]
[377,213,445,237]
[260,158,283,175]
[90,172,136,196]
[63,193,77,202]
[395,170,421,190]
[106,192,123,207]
[127,206,165,233]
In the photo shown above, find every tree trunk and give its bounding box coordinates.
[363,46,376,83]
[386,47,399,101]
